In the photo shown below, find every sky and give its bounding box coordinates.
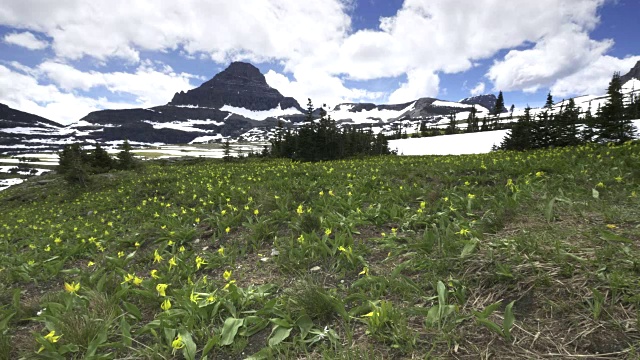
[0,0,639,125]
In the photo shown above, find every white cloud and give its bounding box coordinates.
[388,68,439,103]
[487,24,612,93]
[0,61,198,125]
[550,55,640,97]
[470,82,486,96]
[0,0,351,62]
[3,31,48,50]
[264,69,384,108]
[0,0,636,114]
[36,60,198,106]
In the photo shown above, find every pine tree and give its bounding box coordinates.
[58,143,90,186]
[555,99,580,147]
[598,72,636,143]
[116,139,137,170]
[446,112,457,134]
[499,106,533,150]
[91,144,113,173]
[223,139,232,161]
[494,91,505,116]
[581,102,598,143]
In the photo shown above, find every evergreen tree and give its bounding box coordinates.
[91,143,113,173]
[116,139,137,170]
[446,112,457,134]
[57,143,90,186]
[494,91,505,116]
[222,139,232,161]
[555,99,580,147]
[581,102,598,143]
[598,72,636,143]
[499,106,533,151]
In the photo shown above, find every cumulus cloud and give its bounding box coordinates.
[265,69,384,108]
[487,25,612,93]
[0,0,636,113]
[1,61,198,125]
[550,55,640,97]
[3,31,48,50]
[388,68,439,103]
[469,82,486,96]
[0,0,351,62]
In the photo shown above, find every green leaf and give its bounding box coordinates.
[220,317,244,346]
[270,318,292,328]
[461,238,479,258]
[120,317,132,347]
[296,315,313,340]
[474,301,501,319]
[436,281,447,307]
[545,197,556,222]
[0,312,15,331]
[268,325,292,347]
[179,330,197,360]
[86,330,108,357]
[202,337,217,357]
[122,301,142,320]
[600,230,632,243]
[503,301,515,340]
[476,318,503,337]
[425,306,440,327]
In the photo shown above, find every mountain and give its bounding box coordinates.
[169,62,303,112]
[460,94,499,112]
[0,103,73,154]
[620,60,640,85]
[329,97,491,126]
[68,62,308,144]
[3,61,639,154]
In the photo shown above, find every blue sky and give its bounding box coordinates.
[0,0,638,125]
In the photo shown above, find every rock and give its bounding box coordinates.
[169,62,303,112]
[460,94,502,112]
[620,60,640,85]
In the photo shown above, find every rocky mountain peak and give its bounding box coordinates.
[168,62,302,111]
[460,94,497,111]
[620,60,640,85]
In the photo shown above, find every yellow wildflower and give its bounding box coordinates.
[153,249,163,263]
[195,256,207,270]
[190,291,201,304]
[169,257,177,270]
[64,281,80,295]
[122,273,135,284]
[172,334,185,350]
[223,269,232,281]
[161,298,172,311]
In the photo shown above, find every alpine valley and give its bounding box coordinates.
[1,60,640,155]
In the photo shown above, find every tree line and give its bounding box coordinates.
[499,72,638,150]
[57,140,138,186]
[269,99,392,161]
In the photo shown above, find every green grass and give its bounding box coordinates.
[1,141,639,358]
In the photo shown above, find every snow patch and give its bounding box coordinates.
[220,104,301,120]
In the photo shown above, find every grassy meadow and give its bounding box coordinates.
[1,141,639,359]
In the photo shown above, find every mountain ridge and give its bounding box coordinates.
[1,60,640,154]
